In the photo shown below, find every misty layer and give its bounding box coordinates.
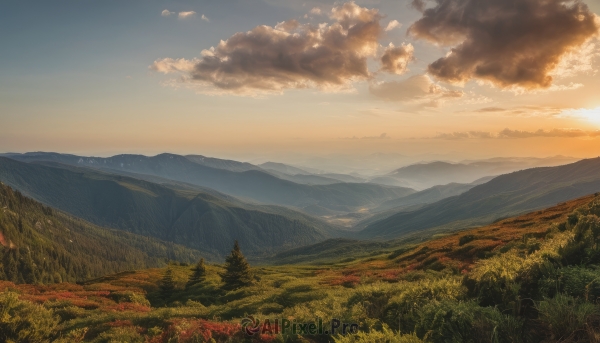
[409,0,600,89]
[434,128,600,139]
[151,2,409,95]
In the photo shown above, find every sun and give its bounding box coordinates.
[576,107,600,125]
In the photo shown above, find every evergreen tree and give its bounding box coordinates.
[159,268,175,299]
[219,241,253,290]
[186,258,206,288]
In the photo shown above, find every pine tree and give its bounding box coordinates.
[219,241,253,290]
[159,268,175,299]
[186,258,206,288]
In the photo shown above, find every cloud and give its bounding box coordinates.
[150,2,394,95]
[161,9,174,17]
[343,133,390,140]
[411,0,426,12]
[369,74,463,104]
[310,7,322,15]
[408,0,600,90]
[469,105,565,117]
[201,14,210,22]
[384,20,401,31]
[380,43,414,75]
[432,128,600,139]
[178,11,196,19]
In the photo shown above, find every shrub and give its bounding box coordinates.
[459,235,476,246]
[333,324,424,343]
[95,326,144,343]
[414,300,524,343]
[536,294,599,342]
[110,291,150,307]
[0,291,59,343]
[384,278,466,332]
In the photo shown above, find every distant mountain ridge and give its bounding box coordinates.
[0,157,344,257]
[2,152,413,212]
[360,157,600,239]
[379,156,578,189]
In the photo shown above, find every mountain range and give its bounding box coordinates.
[2,152,413,212]
[359,157,600,239]
[0,157,344,257]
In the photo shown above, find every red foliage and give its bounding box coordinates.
[147,319,251,343]
[329,274,361,287]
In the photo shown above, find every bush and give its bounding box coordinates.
[414,300,524,343]
[110,291,150,307]
[384,278,466,332]
[0,291,59,343]
[536,294,599,342]
[334,324,424,343]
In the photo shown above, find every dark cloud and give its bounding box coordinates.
[151,2,403,95]
[433,128,600,139]
[411,0,426,12]
[409,0,600,89]
[380,43,414,75]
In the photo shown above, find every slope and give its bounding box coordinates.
[0,182,204,284]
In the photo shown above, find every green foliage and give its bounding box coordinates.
[536,294,599,342]
[458,235,476,246]
[159,268,176,300]
[334,324,424,343]
[0,291,59,343]
[219,241,253,291]
[0,183,202,284]
[94,326,144,343]
[187,258,207,288]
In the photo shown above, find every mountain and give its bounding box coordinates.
[259,162,367,185]
[360,157,600,239]
[0,182,204,284]
[373,182,477,212]
[259,162,312,175]
[0,157,343,257]
[381,156,578,189]
[3,152,414,211]
[185,154,260,172]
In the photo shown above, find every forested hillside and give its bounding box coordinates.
[0,183,203,284]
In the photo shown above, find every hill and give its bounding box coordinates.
[0,182,204,284]
[3,152,414,211]
[360,157,600,239]
[0,157,342,257]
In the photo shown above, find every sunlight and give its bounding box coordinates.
[577,107,600,125]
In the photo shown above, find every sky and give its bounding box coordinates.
[1,0,600,163]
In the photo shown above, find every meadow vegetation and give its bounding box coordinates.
[2,194,600,342]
